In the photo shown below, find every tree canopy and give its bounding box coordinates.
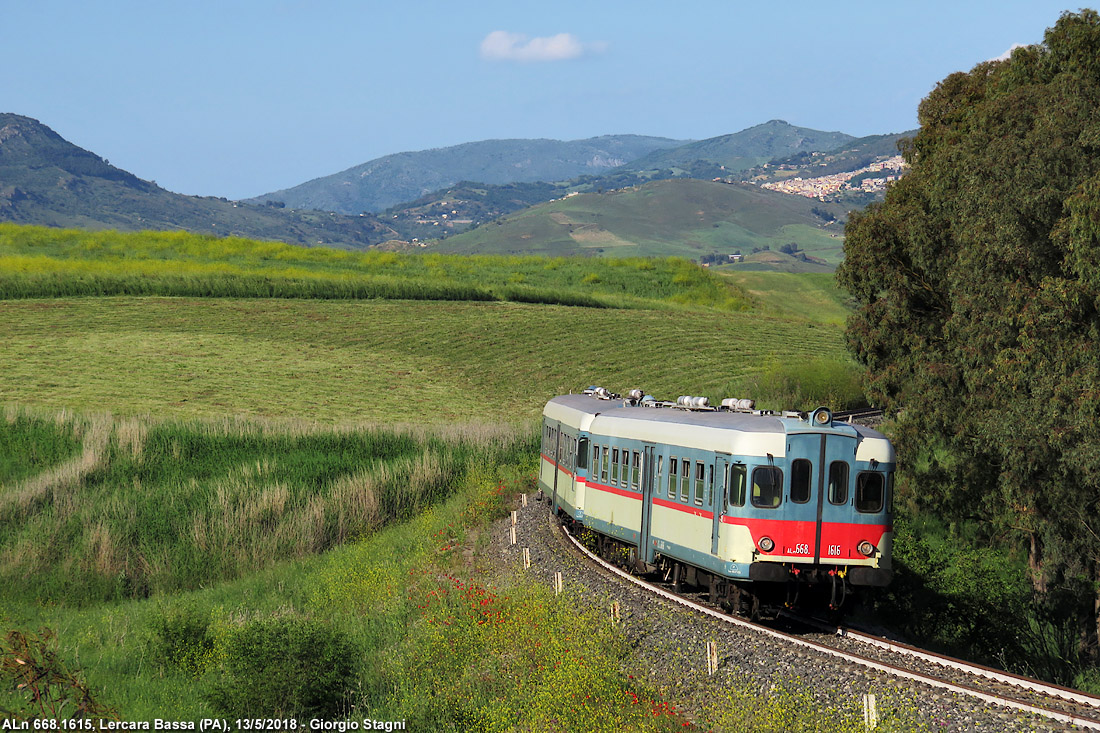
[837,9,1100,613]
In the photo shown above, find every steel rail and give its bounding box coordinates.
[558,521,1100,731]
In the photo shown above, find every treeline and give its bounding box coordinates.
[0,224,752,311]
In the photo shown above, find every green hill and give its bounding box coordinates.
[250,135,688,215]
[622,120,855,173]
[0,113,394,248]
[430,178,848,265]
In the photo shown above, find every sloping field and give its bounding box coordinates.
[433,178,847,261]
[0,297,845,423]
[720,271,852,326]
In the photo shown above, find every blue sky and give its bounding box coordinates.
[1,1,1082,199]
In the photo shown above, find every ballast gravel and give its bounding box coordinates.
[478,494,1075,732]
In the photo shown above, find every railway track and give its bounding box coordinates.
[558,520,1100,731]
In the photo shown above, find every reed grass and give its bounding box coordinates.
[0,409,534,606]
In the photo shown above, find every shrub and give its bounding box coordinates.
[148,607,216,677]
[206,617,359,719]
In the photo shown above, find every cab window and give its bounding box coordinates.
[856,472,884,513]
[751,466,783,508]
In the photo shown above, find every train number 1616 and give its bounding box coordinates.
[827,545,842,556]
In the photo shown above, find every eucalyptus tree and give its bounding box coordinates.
[838,10,1100,644]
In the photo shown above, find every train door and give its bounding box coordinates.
[783,434,824,561]
[818,433,858,562]
[638,444,657,564]
[712,457,729,555]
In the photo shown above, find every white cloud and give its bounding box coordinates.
[991,43,1028,62]
[480,31,606,62]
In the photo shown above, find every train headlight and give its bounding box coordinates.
[857,540,875,557]
[814,408,832,425]
[758,537,775,552]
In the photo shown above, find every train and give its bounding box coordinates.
[538,386,895,615]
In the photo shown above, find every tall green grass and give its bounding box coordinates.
[722,356,869,411]
[0,407,83,484]
[0,408,533,606]
[0,224,751,311]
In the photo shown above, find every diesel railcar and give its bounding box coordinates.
[539,387,894,613]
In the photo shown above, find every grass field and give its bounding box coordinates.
[719,271,853,325]
[0,297,850,422]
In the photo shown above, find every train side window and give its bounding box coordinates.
[679,459,690,502]
[751,466,783,508]
[706,464,714,505]
[791,459,812,503]
[668,458,678,497]
[631,451,641,490]
[619,449,630,486]
[601,446,609,483]
[611,449,619,486]
[728,465,746,507]
[693,462,705,505]
[582,439,591,471]
[828,462,849,505]
[856,472,884,513]
[657,455,664,491]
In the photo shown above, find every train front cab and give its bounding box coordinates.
[718,411,894,595]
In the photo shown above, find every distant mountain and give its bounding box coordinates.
[428,178,849,268]
[0,113,394,248]
[250,135,688,215]
[621,120,856,173]
[374,122,867,241]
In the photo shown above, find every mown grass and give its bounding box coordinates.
[0,223,751,311]
[0,297,850,423]
[719,271,853,325]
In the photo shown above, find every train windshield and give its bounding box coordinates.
[751,466,782,508]
[855,472,885,513]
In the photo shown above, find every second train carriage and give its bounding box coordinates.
[539,386,895,611]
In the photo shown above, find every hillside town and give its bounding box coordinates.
[758,155,907,199]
